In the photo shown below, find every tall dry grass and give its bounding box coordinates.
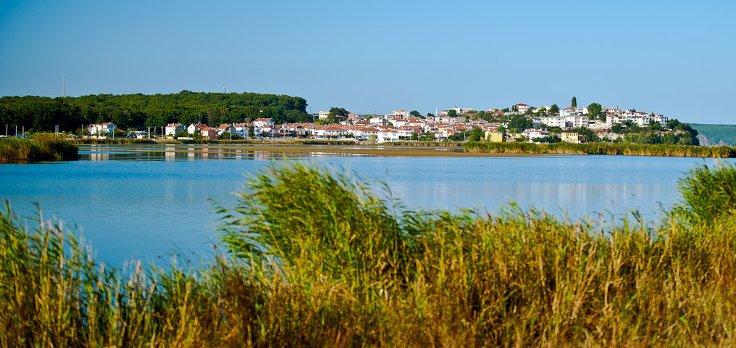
[2,162,736,346]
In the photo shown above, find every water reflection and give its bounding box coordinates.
[6,145,732,267]
[78,144,373,161]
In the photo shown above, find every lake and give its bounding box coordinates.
[0,144,730,267]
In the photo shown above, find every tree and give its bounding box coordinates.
[572,127,598,142]
[587,102,602,120]
[468,127,483,142]
[547,126,563,135]
[508,115,533,133]
[447,109,458,117]
[550,104,560,115]
[497,126,507,138]
[571,96,577,108]
[325,107,349,124]
[409,110,421,118]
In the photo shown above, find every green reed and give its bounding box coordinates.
[2,162,736,346]
[0,134,78,162]
[464,141,736,158]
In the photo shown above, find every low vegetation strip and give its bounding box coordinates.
[464,141,736,157]
[0,135,78,162]
[2,162,736,346]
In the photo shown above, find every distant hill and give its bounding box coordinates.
[690,124,736,146]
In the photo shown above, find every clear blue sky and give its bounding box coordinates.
[1,0,734,123]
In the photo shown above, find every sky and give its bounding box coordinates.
[1,0,734,123]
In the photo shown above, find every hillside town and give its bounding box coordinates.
[84,99,697,145]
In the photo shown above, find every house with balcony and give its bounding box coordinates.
[88,122,117,137]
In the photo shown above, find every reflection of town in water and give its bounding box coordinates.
[79,144,363,161]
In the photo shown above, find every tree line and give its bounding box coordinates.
[0,91,310,133]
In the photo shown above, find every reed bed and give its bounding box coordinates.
[464,141,736,158]
[2,163,736,346]
[0,134,78,162]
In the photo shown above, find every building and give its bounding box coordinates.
[441,107,475,116]
[187,123,207,136]
[200,127,218,140]
[392,109,410,119]
[252,118,275,137]
[561,132,582,143]
[165,123,186,137]
[216,123,236,136]
[605,108,668,127]
[318,111,330,120]
[538,115,589,129]
[88,122,117,137]
[513,103,530,113]
[560,107,588,117]
[233,122,249,138]
[485,131,505,142]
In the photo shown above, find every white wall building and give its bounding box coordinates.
[88,122,117,137]
[538,115,589,129]
[513,103,530,113]
[165,123,186,136]
[560,107,588,117]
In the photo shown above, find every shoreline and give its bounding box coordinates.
[79,143,542,158]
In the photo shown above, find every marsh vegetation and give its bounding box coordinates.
[2,162,736,346]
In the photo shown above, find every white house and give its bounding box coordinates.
[216,123,236,136]
[521,128,549,142]
[233,122,249,138]
[605,109,668,127]
[392,109,410,119]
[252,118,274,137]
[165,123,186,136]
[513,103,530,113]
[538,115,589,129]
[377,129,400,143]
[318,111,330,120]
[88,122,117,137]
[441,107,475,116]
[187,123,206,135]
[369,116,386,125]
[560,107,588,117]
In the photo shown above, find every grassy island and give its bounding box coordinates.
[465,141,736,157]
[2,162,736,346]
[0,134,78,162]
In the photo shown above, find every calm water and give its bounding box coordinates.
[0,144,730,267]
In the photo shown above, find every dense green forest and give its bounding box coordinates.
[690,123,736,146]
[0,91,310,133]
